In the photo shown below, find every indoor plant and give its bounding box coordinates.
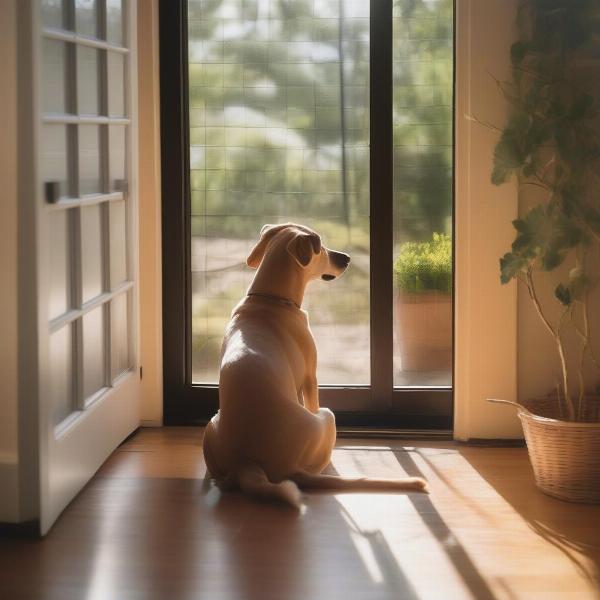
[394,233,452,371]
[489,0,600,502]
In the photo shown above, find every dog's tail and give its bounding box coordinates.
[238,463,302,509]
[290,471,428,493]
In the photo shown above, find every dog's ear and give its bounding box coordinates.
[246,223,290,269]
[286,232,321,268]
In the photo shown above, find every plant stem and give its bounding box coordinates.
[526,268,574,419]
[574,302,586,421]
[464,113,502,133]
[520,180,552,192]
[556,306,574,419]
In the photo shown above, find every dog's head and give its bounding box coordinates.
[246,223,350,281]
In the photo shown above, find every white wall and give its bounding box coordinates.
[0,0,21,522]
[454,0,523,440]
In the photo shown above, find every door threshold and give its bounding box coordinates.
[337,427,453,440]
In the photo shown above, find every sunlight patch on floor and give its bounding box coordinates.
[330,444,599,600]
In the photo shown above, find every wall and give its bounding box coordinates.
[138,0,163,426]
[454,0,523,440]
[0,0,21,522]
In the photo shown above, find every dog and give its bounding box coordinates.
[202,223,428,507]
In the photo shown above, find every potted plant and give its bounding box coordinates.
[488,0,600,502]
[394,233,452,371]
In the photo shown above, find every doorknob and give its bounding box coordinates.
[45,181,60,204]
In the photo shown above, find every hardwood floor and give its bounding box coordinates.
[1,427,599,599]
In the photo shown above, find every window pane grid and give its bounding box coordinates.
[42,0,131,421]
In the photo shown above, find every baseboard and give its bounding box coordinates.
[0,520,39,538]
[0,456,19,523]
[459,438,526,447]
[337,428,453,440]
[140,419,163,427]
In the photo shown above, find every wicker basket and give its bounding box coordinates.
[489,396,600,504]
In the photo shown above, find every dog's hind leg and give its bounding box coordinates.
[238,463,302,509]
[299,407,337,474]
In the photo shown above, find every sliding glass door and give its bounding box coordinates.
[160,0,454,429]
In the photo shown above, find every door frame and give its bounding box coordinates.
[159,0,454,430]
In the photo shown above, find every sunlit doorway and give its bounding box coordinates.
[161,0,454,429]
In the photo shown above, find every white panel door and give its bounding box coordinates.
[35,0,140,534]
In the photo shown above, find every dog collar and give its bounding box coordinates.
[247,292,301,311]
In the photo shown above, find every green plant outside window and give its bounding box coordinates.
[394,233,452,295]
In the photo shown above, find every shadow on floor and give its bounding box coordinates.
[391,449,498,600]
[456,447,600,589]
[205,476,423,600]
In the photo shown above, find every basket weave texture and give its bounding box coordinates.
[518,397,600,504]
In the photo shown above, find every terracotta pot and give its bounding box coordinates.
[395,291,452,371]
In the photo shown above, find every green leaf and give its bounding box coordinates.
[510,41,530,65]
[491,115,529,185]
[500,252,527,284]
[491,164,511,186]
[541,248,563,270]
[568,268,590,301]
[512,218,528,233]
[555,283,572,305]
[507,204,583,273]
[569,93,594,121]
[522,162,536,178]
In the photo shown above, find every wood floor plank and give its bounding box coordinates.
[1,427,599,599]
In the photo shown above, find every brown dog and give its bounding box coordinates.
[203,223,428,507]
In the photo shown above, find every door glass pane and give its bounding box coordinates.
[42,125,69,199]
[49,324,74,425]
[106,0,124,46]
[41,0,66,29]
[76,0,98,38]
[109,199,127,288]
[82,307,106,399]
[111,292,130,379]
[79,125,102,195]
[108,124,126,190]
[107,52,126,117]
[392,0,453,387]
[81,204,103,302]
[43,40,67,114]
[77,46,100,115]
[188,0,370,384]
[48,209,71,319]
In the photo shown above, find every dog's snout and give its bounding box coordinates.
[332,251,351,269]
